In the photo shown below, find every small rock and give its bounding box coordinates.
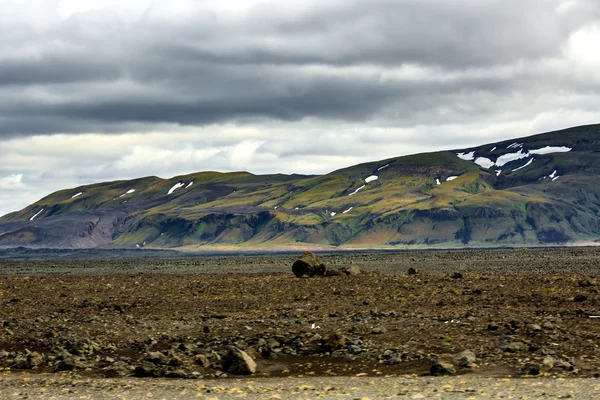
[371,327,386,335]
[453,350,477,368]
[574,294,587,302]
[431,356,456,376]
[104,361,134,378]
[529,324,542,332]
[541,356,555,372]
[165,368,188,378]
[144,351,168,365]
[451,272,463,279]
[194,354,211,368]
[407,267,417,275]
[27,352,44,368]
[504,342,527,353]
[135,361,158,377]
[223,347,257,375]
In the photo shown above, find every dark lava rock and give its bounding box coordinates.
[503,342,527,353]
[164,369,189,378]
[431,355,456,376]
[222,347,257,375]
[144,351,168,365]
[451,272,463,279]
[321,333,346,352]
[57,356,87,371]
[407,267,417,275]
[104,361,134,378]
[574,294,587,302]
[292,252,326,278]
[135,361,158,377]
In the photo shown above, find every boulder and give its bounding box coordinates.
[223,347,257,375]
[292,252,326,278]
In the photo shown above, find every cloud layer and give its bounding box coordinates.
[1,0,599,216]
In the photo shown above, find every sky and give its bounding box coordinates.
[0,0,600,217]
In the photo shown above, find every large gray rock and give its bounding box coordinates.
[292,252,327,278]
[223,347,257,375]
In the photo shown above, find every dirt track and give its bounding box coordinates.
[0,248,599,397]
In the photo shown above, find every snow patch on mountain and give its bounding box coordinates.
[168,182,185,195]
[349,185,365,196]
[436,178,441,185]
[71,192,83,199]
[495,170,502,176]
[512,158,534,172]
[119,189,135,198]
[495,150,529,167]
[377,164,389,171]
[456,151,475,161]
[550,170,558,179]
[446,176,458,181]
[186,181,194,188]
[365,175,378,183]
[475,157,494,169]
[30,209,44,221]
[529,146,572,155]
[342,207,353,214]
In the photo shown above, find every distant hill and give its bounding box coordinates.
[2,124,600,250]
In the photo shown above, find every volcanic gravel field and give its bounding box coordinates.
[1,247,600,398]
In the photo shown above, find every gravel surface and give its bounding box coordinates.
[1,373,600,399]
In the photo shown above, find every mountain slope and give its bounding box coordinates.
[2,124,600,249]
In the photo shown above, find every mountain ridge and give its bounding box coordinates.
[2,123,600,250]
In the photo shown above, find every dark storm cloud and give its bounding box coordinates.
[0,0,598,137]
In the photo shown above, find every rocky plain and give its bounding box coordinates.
[1,247,600,398]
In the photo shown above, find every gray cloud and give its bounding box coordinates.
[0,0,598,137]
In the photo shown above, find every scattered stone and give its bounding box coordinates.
[27,352,44,368]
[222,347,257,375]
[541,356,555,372]
[144,351,168,365]
[529,324,542,332]
[193,354,211,368]
[574,294,587,302]
[407,267,417,275]
[371,327,386,335]
[504,342,527,353]
[451,272,463,279]
[431,355,456,376]
[104,361,134,378]
[292,252,327,278]
[135,361,158,377]
[453,350,477,368]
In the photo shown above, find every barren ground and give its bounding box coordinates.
[1,248,599,398]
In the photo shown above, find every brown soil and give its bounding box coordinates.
[0,247,599,380]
